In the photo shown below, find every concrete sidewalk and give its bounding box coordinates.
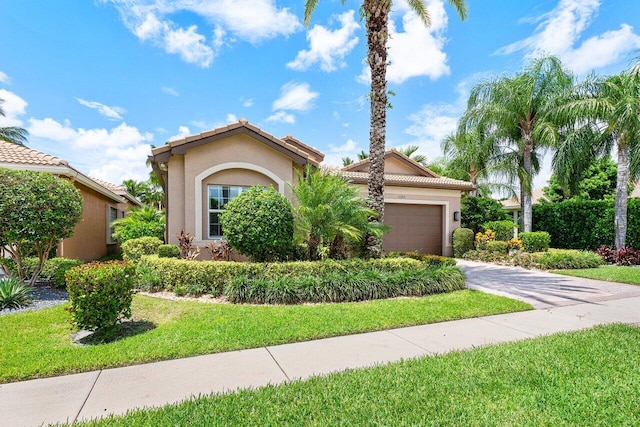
[2,294,640,427]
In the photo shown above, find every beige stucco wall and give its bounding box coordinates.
[352,184,462,256]
[58,184,118,261]
[384,157,416,175]
[165,134,299,244]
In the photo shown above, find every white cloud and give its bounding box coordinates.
[288,10,359,72]
[266,111,295,124]
[242,98,254,107]
[161,86,179,96]
[164,25,214,68]
[76,98,126,121]
[405,103,459,156]
[495,0,640,74]
[358,0,452,85]
[226,113,238,123]
[323,138,362,167]
[272,82,319,112]
[169,125,192,141]
[27,117,154,184]
[0,71,10,84]
[104,0,301,67]
[0,89,28,127]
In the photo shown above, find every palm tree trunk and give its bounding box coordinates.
[522,136,533,233]
[614,141,630,249]
[364,0,390,258]
[469,166,478,197]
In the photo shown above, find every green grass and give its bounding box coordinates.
[77,324,640,426]
[0,290,530,383]
[552,265,640,285]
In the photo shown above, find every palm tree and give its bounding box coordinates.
[398,145,427,165]
[291,166,383,260]
[342,157,354,166]
[556,71,640,248]
[0,99,28,146]
[304,0,467,257]
[461,56,574,232]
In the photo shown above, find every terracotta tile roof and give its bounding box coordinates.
[0,141,68,166]
[340,170,476,190]
[90,177,125,193]
[154,118,324,166]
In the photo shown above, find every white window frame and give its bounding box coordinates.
[207,185,250,238]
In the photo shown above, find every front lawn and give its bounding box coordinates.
[552,266,640,285]
[0,290,530,383]
[79,324,640,426]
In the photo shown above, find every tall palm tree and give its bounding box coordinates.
[557,71,640,248]
[0,99,28,146]
[304,0,467,256]
[461,56,574,232]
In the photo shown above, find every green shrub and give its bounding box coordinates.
[387,251,456,267]
[122,237,163,262]
[66,261,135,331]
[0,257,38,280]
[452,228,474,258]
[220,186,294,262]
[157,244,180,258]
[111,206,165,243]
[461,196,510,234]
[0,277,32,310]
[533,199,640,250]
[462,250,508,263]
[486,240,509,254]
[481,221,517,241]
[520,232,550,252]
[137,256,429,297]
[39,258,83,288]
[538,249,604,270]
[224,264,466,304]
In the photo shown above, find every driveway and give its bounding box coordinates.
[457,259,640,309]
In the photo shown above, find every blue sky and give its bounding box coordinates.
[1,0,639,189]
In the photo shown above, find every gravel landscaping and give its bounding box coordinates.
[0,285,68,316]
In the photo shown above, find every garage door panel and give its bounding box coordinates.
[384,204,442,255]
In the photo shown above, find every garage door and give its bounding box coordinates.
[383,204,443,255]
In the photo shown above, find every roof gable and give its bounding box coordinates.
[341,148,439,178]
[151,119,324,166]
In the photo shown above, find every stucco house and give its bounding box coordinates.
[0,141,142,261]
[149,119,474,256]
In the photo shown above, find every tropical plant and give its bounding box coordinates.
[0,99,28,146]
[555,70,640,249]
[460,196,509,234]
[0,168,83,286]
[461,56,575,232]
[342,157,354,166]
[291,166,384,260]
[304,0,467,257]
[111,206,165,242]
[0,277,32,310]
[544,157,618,202]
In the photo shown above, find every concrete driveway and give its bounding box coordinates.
[457,259,640,309]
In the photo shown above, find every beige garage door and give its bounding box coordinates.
[383,204,443,255]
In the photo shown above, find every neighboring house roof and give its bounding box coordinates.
[501,188,550,211]
[91,177,144,207]
[151,118,324,166]
[339,148,475,191]
[0,141,125,204]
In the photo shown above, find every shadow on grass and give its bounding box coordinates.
[76,320,156,345]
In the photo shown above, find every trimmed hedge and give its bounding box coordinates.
[122,237,164,262]
[387,251,457,267]
[520,232,550,253]
[486,241,509,254]
[463,248,603,270]
[157,244,180,258]
[533,199,640,250]
[452,228,474,258]
[0,257,82,288]
[66,261,135,331]
[136,256,463,301]
[481,220,517,241]
[225,265,466,304]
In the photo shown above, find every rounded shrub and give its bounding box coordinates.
[486,240,509,254]
[122,236,164,262]
[453,228,474,257]
[40,258,84,288]
[520,231,550,253]
[220,186,294,262]
[481,220,517,241]
[157,244,180,258]
[66,261,135,332]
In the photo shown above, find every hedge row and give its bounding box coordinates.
[136,256,465,303]
[463,249,604,270]
[0,257,83,288]
[533,199,640,250]
[387,251,457,267]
